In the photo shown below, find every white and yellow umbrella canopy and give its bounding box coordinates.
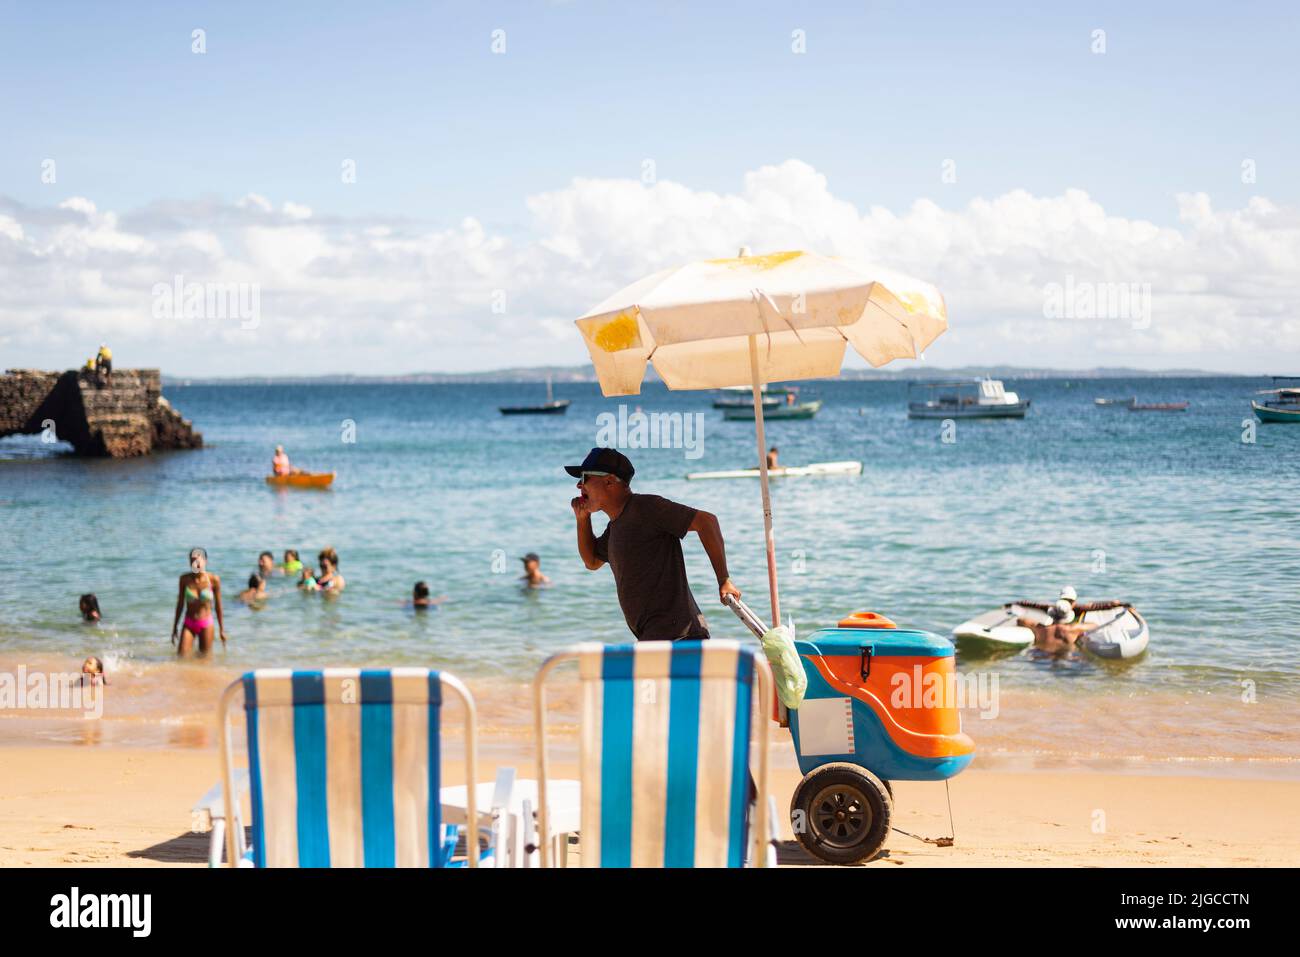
[575,250,947,396]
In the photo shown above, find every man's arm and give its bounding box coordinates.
[1006,600,1051,611]
[572,497,605,570]
[1073,600,1126,612]
[688,510,741,604]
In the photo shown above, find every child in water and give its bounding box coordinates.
[282,549,303,575]
[240,574,269,604]
[81,656,107,687]
[79,594,101,622]
[297,566,319,591]
[410,581,448,608]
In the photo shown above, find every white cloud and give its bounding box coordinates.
[1,160,1298,375]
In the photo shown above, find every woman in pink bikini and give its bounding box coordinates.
[170,547,227,656]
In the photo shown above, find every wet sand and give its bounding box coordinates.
[2,738,1297,867]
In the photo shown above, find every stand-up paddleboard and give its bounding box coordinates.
[952,602,1148,659]
[265,472,335,488]
[686,460,862,480]
[1076,605,1149,659]
[951,604,1046,656]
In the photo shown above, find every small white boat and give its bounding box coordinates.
[686,460,862,480]
[951,603,1148,660]
[908,378,1029,419]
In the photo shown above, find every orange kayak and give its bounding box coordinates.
[265,472,335,488]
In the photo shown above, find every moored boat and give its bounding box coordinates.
[1252,376,1300,423]
[907,378,1029,419]
[722,399,822,421]
[1128,401,1188,412]
[499,376,570,415]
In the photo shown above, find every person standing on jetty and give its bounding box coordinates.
[568,447,740,641]
[94,343,113,388]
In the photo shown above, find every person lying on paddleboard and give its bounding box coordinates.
[1021,602,1095,656]
[1007,586,1128,623]
[568,447,740,641]
[171,547,226,656]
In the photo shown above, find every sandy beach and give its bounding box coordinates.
[3,738,1297,868]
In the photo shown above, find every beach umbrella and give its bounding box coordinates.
[574,248,947,628]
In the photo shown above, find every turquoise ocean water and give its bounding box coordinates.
[1,377,1297,762]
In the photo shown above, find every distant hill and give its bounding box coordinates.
[163,363,1249,386]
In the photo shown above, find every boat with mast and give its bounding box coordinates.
[499,375,570,415]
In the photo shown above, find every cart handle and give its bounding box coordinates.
[725,594,769,639]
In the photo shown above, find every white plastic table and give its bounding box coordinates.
[440,778,581,867]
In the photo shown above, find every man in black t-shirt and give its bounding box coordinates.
[567,447,741,641]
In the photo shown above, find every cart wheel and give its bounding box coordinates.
[790,763,892,865]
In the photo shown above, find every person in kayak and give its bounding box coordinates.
[519,552,550,587]
[568,447,740,641]
[171,547,226,655]
[272,445,301,477]
[766,446,779,469]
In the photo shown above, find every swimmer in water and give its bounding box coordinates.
[79,593,101,622]
[239,573,269,604]
[519,552,550,587]
[282,549,303,575]
[81,656,107,687]
[316,548,345,593]
[171,547,226,656]
[297,566,319,591]
[410,581,448,608]
[257,551,276,578]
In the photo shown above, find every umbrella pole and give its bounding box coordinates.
[748,334,780,629]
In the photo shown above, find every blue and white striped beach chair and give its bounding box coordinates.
[533,640,773,867]
[217,667,479,868]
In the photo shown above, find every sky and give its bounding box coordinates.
[1,0,1298,376]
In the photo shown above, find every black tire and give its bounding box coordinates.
[790,763,892,865]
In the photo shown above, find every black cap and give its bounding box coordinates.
[520,552,540,564]
[564,447,634,483]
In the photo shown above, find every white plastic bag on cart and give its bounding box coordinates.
[760,621,806,710]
